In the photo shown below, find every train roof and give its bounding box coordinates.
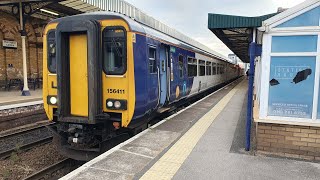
[50,11,233,64]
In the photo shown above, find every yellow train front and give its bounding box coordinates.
[43,12,240,160]
[43,13,137,160]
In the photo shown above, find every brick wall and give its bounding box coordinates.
[257,122,320,161]
[0,10,48,89]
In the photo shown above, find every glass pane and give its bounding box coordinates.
[47,31,56,73]
[276,6,320,28]
[149,48,156,59]
[212,63,216,75]
[188,64,197,77]
[104,42,124,74]
[199,66,205,76]
[272,35,318,53]
[268,56,316,119]
[148,48,157,73]
[103,28,126,75]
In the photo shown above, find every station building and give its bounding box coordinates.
[0,9,47,88]
[0,0,95,91]
[209,0,320,160]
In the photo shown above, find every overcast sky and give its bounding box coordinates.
[125,0,305,57]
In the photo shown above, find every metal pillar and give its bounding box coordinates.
[20,1,30,96]
[245,29,256,151]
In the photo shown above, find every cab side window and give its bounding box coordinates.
[103,27,127,75]
[47,31,56,73]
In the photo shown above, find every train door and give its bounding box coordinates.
[69,34,88,117]
[159,44,168,106]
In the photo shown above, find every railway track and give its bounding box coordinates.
[23,158,81,180]
[0,125,53,159]
[0,102,46,131]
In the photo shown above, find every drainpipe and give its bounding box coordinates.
[245,28,256,151]
[20,1,30,96]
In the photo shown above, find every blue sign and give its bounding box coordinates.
[268,56,316,119]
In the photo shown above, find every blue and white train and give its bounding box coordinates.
[43,11,241,160]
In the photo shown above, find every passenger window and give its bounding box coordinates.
[47,31,56,73]
[199,60,205,76]
[178,55,184,78]
[212,63,217,75]
[103,27,126,75]
[148,47,157,74]
[221,64,224,74]
[187,57,197,77]
[217,64,220,74]
[206,62,212,76]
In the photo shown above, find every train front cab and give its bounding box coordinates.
[43,17,136,157]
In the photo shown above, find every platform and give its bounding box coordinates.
[62,79,320,180]
[0,89,43,107]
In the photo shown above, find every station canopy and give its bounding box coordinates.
[0,0,228,61]
[0,0,118,20]
[208,13,277,62]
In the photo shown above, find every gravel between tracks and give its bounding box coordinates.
[0,143,65,180]
[0,128,52,153]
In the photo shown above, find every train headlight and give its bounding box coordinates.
[47,95,58,105]
[114,101,121,109]
[106,99,127,110]
[107,101,113,108]
[50,97,57,104]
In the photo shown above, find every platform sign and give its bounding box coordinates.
[2,40,17,49]
[268,56,316,119]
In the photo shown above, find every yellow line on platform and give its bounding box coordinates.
[140,80,245,180]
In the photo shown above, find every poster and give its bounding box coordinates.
[268,56,316,119]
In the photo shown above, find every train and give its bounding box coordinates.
[43,11,242,160]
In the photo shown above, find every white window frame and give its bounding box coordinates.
[259,31,320,126]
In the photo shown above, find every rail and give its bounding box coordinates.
[23,158,75,180]
[0,125,53,159]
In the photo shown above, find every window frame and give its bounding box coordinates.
[212,62,217,75]
[102,26,127,76]
[187,57,197,77]
[259,31,320,125]
[206,61,212,76]
[47,30,56,74]
[216,64,220,75]
[221,64,224,74]
[148,45,157,74]
[198,60,206,76]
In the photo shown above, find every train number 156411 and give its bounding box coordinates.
[107,89,125,94]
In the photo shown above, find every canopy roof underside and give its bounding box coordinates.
[208,13,276,63]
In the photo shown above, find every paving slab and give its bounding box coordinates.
[0,89,42,106]
[120,130,180,158]
[75,168,133,180]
